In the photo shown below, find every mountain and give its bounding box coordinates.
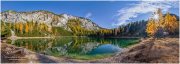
[1,10,101,32]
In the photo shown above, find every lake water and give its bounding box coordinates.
[7,37,139,60]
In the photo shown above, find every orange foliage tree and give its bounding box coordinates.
[19,22,23,34]
[146,19,158,36]
[164,12,178,33]
[25,22,29,33]
[146,9,178,37]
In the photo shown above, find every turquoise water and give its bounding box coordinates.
[7,37,139,60]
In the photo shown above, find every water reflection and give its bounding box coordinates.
[7,37,139,59]
[89,44,121,55]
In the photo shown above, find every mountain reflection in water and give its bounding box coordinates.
[7,37,139,59]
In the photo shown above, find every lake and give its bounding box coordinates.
[6,37,140,60]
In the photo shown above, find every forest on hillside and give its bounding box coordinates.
[1,9,179,38]
[113,9,179,38]
[1,19,112,37]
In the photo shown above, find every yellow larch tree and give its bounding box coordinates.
[48,26,52,33]
[15,23,19,31]
[164,12,178,33]
[25,22,29,33]
[146,19,158,37]
[157,8,164,27]
[19,22,23,34]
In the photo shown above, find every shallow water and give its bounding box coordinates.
[7,37,139,59]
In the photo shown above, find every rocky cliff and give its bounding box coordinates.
[1,10,101,31]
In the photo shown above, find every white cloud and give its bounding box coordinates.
[85,12,92,18]
[114,0,179,26]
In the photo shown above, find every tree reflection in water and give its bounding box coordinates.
[7,37,139,59]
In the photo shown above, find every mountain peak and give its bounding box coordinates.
[1,10,101,31]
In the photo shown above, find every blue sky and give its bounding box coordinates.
[1,1,179,29]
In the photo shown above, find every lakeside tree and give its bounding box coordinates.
[164,12,178,34]
[146,8,179,37]
[25,22,29,33]
[1,21,11,37]
[146,19,157,37]
[19,22,23,34]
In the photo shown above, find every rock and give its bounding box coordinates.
[1,10,101,31]
[93,38,179,63]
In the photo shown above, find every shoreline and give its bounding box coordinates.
[1,37,179,63]
[1,43,90,63]
[5,36,141,40]
[6,36,88,40]
[93,38,179,63]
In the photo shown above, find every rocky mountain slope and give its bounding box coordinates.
[1,10,101,31]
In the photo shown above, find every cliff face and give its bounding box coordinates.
[1,10,101,31]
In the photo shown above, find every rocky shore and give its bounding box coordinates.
[93,38,179,63]
[1,43,88,63]
[1,38,179,63]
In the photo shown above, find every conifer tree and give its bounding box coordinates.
[164,12,178,33]
[25,23,29,33]
[146,19,157,36]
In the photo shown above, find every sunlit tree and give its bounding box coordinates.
[157,8,164,27]
[19,22,23,34]
[25,22,29,33]
[146,19,157,36]
[164,12,178,33]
